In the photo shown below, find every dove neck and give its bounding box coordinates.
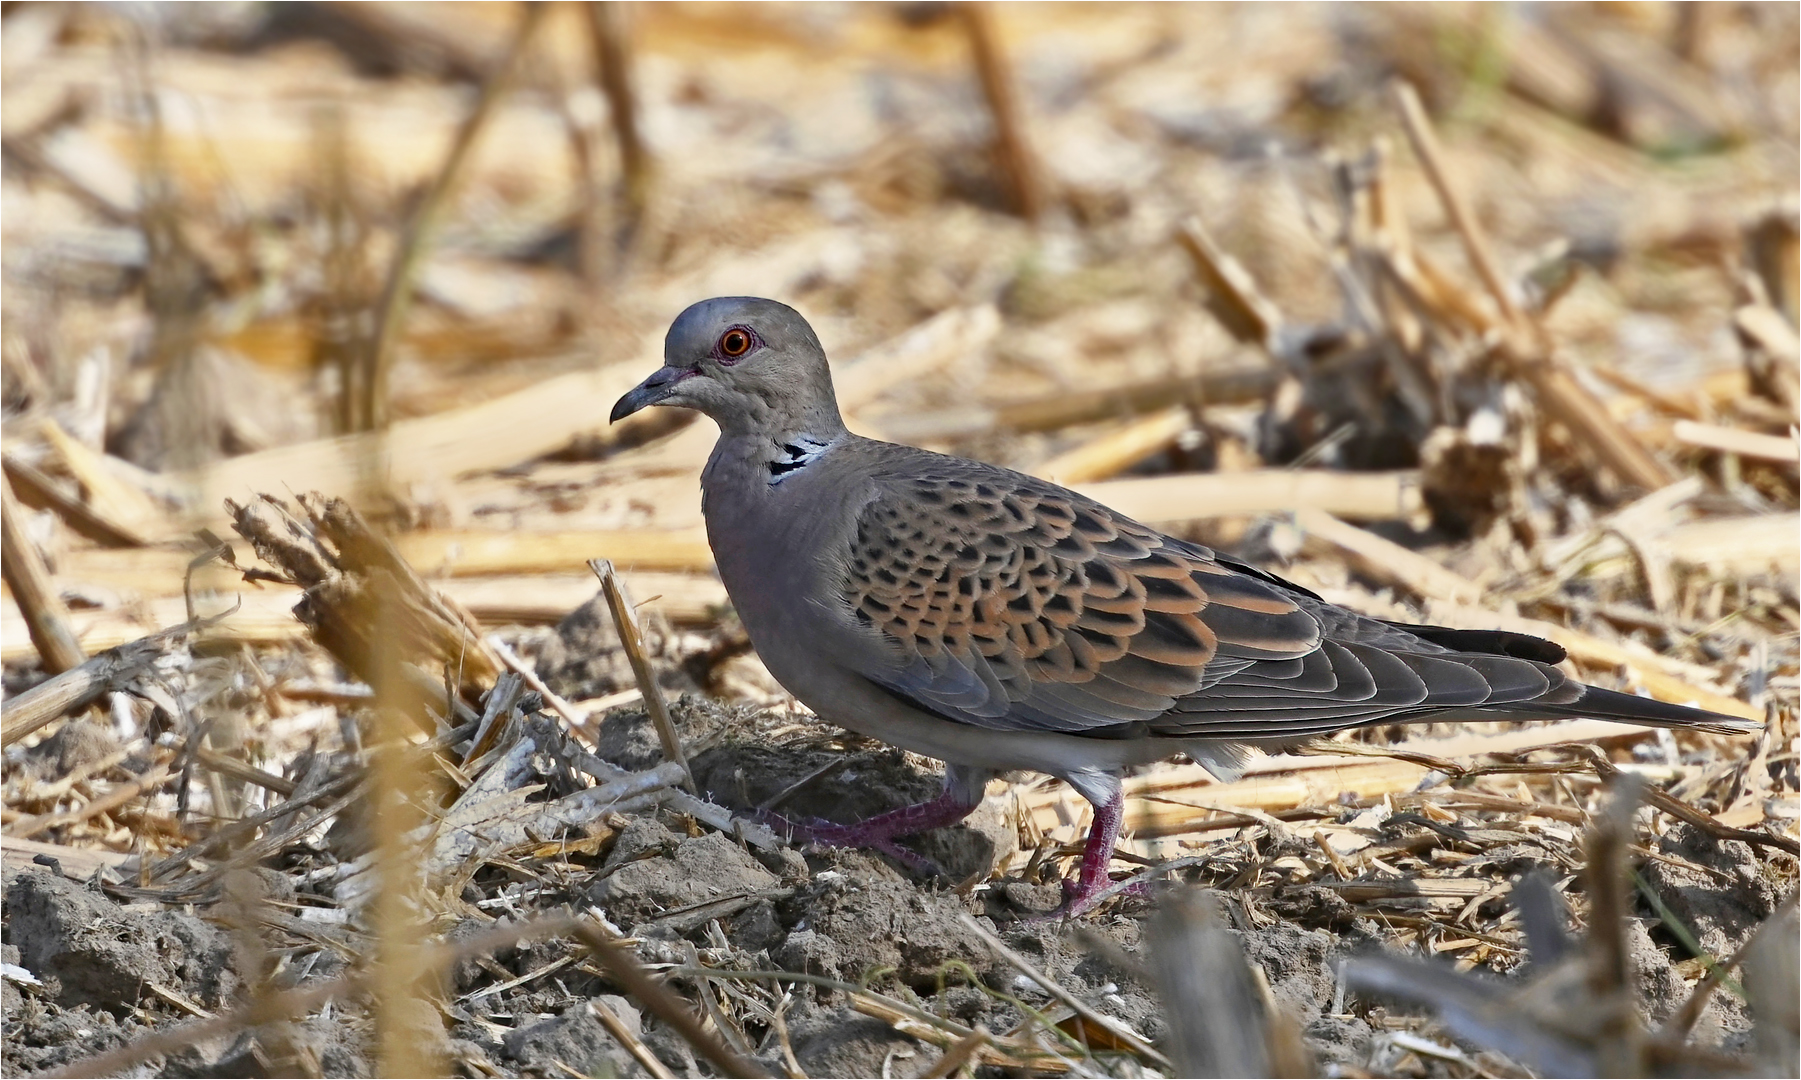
[768,403,847,447]
[707,421,848,491]
[712,382,848,472]
[712,370,845,446]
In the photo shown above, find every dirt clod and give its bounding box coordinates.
[784,1004,920,1079]
[780,873,997,989]
[593,829,780,930]
[4,869,238,1013]
[499,999,640,1079]
[1644,823,1783,957]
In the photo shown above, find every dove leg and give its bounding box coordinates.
[1052,789,1130,919]
[754,766,990,875]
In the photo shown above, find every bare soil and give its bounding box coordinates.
[5,691,1787,1078]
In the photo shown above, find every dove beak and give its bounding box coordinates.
[610,365,695,423]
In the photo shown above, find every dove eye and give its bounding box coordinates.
[718,327,755,363]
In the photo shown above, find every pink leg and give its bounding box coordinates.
[757,788,982,875]
[1025,789,1132,921]
[1068,791,1127,908]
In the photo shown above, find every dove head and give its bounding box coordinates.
[611,297,845,438]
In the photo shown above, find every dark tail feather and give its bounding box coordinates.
[1573,685,1759,736]
[1388,621,1569,665]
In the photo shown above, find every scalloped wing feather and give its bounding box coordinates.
[849,465,1320,730]
[842,456,1591,743]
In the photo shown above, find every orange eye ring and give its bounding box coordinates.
[719,328,753,359]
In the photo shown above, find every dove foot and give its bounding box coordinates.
[753,789,982,877]
[1020,790,1136,922]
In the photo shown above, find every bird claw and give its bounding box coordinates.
[750,808,943,877]
[1011,875,1147,923]
[861,837,942,877]
[750,807,833,838]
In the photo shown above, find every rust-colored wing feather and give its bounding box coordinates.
[844,459,1325,735]
[834,452,1709,744]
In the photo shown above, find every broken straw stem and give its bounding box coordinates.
[588,558,695,793]
[1,475,87,674]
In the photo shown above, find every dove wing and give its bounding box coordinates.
[840,454,1573,741]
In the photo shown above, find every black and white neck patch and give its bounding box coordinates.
[768,434,833,485]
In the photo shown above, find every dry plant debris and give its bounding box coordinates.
[2,3,1796,1077]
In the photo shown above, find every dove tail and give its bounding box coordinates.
[1570,685,1759,736]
